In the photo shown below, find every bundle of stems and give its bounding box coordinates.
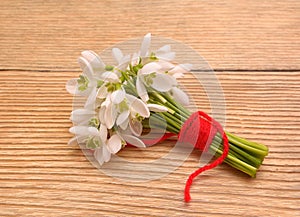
[140,90,269,177]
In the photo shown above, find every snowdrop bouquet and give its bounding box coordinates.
[66,33,268,202]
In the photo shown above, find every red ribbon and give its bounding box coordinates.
[179,111,229,202]
[142,111,229,202]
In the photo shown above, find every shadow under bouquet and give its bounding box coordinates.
[66,33,268,202]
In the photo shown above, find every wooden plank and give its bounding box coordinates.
[0,0,299,71]
[0,70,299,216]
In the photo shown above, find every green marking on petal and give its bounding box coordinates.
[143,72,156,86]
[135,113,144,122]
[86,137,100,149]
[105,65,114,71]
[97,80,104,88]
[119,99,129,112]
[77,75,89,91]
[88,118,100,128]
[150,52,158,60]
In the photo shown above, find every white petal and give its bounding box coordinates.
[68,135,88,146]
[126,94,150,118]
[116,110,130,126]
[169,75,178,86]
[111,89,125,104]
[172,72,184,78]
[84,87,97,109]
[151,74,173,92]
[112,48,123,64]
[69,126,89,136]
[70,109,95,124]
[99,124,108,143]
[102,93,111,107]
[156,52,175,61]
[157,44,171,53]
[97,85,108,99]
[66,78,78,95]
[81,50,105,71]
[156,60,175,71]
[102,145,111,162]
[71,109,96,116]
[78,57,94,79]
[136,76,149,102]
[119,118,129,130]
[68,137,78,146]
[171,87,189,106]
[169,64,192,75]
[129,119,143,136]
[140,33,151,57]
[105,101,117,129]
[122,134,146,148]
[180,63,193,71]
[107,134,122,154]
[140,62,161,75]
[147,104,168,112]
[94,148,104,165]
[131,52,139,65]
[98,106,106,124]
[88,127,100,137]
[118,54,131,70]
[101,71,119,82]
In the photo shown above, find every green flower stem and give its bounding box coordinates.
[147,113,179,134]
[149,92,190,120]
[210,141,257,177]
[226,132,268,153]
[213,133,263,167]
[162,92,191,117]
[159,113,181,132]
[147,92,268,177]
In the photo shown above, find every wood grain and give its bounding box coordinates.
[0,1,299,216]
[0,0,299,71]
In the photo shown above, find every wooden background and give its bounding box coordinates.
[0,0,299,216]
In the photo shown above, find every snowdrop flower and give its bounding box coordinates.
[66,50,119,97]
[66,51,103,96]
[139,33,175,61]
[116,94,150,136]
[91,125,123,165]
[111,48,131,71]
[136,61,177,102]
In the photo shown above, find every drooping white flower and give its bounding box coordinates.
[92,125,124,165]
[81,50,106,76]
[116,94,150,136]
[112,47,131,70]
[136,61,176,101]
[88,125,123,166]
[98,93,117,129]
[66,50,119,98]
